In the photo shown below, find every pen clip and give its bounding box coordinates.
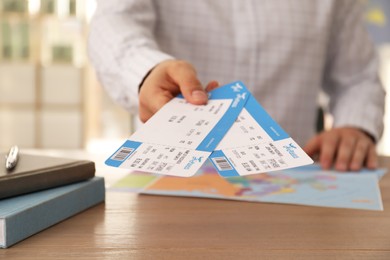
[5,145,19,171]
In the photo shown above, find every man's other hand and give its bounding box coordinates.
[304,127,377,171]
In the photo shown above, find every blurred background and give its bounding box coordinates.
[0,0,389,156]
[0,0,133,153]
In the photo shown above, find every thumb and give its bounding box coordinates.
[167,61,208,105]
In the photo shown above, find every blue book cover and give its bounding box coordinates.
[0,177,105,248]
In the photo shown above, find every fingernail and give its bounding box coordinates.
[337,163,347,171]
[191,90,208,102]
[351,163,360,171]
[369,160,378,169]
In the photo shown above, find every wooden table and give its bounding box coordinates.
[2,157,390,259]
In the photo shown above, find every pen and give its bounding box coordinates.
[5,145,19,171]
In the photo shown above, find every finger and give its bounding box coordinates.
[335,135,356,171]
[139,91,172,122]
[365,144,378,169]
[319,134,339,170]
[303,135,321,158]
[139,107,154,123]
[149,92,173,113]
[205,80,220,92]
[349,138,370,171]
[167,62,208,105]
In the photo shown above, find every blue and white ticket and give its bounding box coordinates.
[106,81,313,177]
[209,94,313,177]
[105,82,250,177]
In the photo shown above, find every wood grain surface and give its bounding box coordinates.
[2,157,390,259]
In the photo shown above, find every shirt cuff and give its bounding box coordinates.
[332,116,383,143]
[121,48,174,95]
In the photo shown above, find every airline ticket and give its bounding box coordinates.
[105,81,313,177]
[105,82,250,177]
[209,95,313,177]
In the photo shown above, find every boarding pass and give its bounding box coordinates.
[105,81,313,177]
[105,82,249,177]
[209,94,313,177]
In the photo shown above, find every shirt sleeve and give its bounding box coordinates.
[323,0,386,141]
[88,0,174,113]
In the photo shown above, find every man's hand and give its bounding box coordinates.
[139,60,218,122]
[304,127,377,171]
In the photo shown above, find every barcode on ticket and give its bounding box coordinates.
[212,157,233,171]
[111,147,134,161]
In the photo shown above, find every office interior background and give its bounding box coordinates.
[0,0,389,156]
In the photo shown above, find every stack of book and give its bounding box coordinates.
[0,151,105,248]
